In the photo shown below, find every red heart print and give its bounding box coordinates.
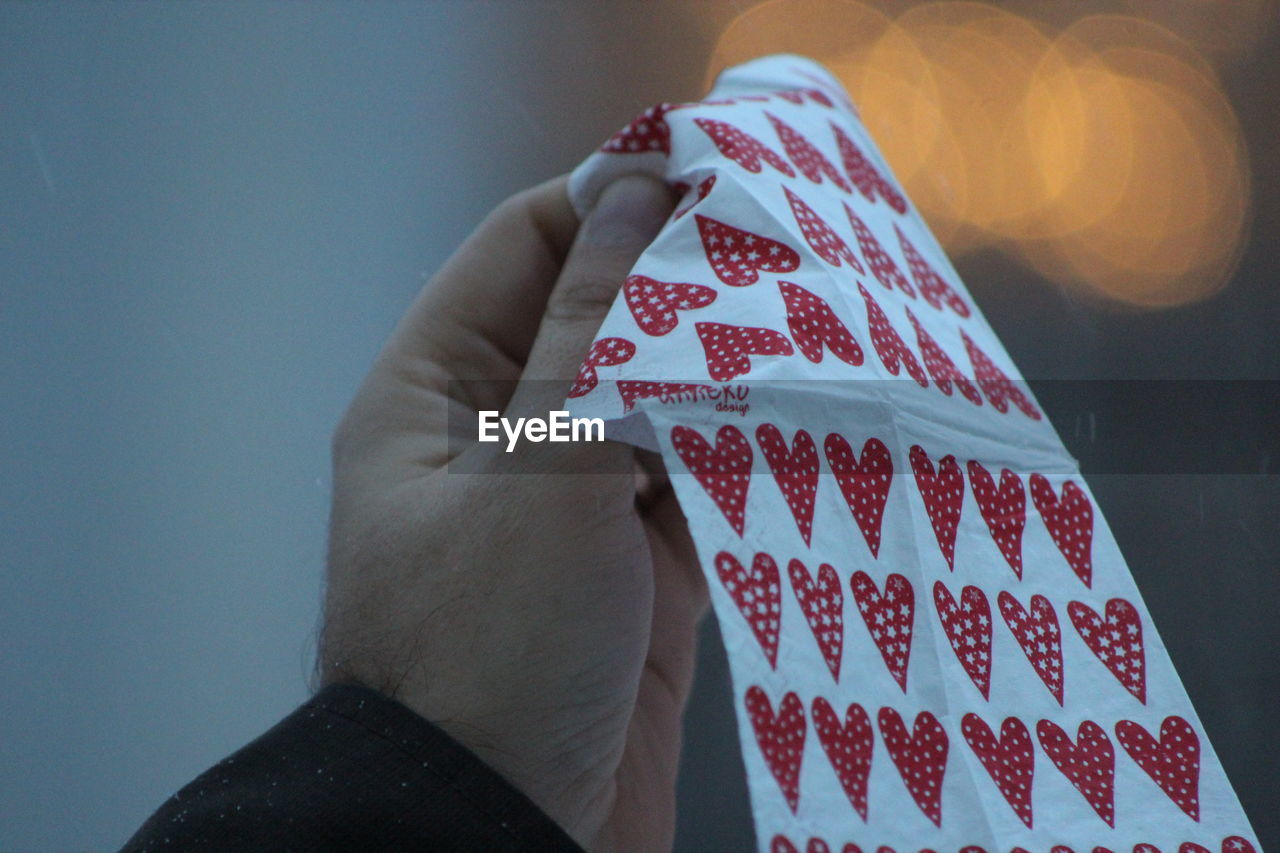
[1134,846,1161,853]
[1181,846,1210,853]
[896,224,970,317]
[933,582,992,699]
[807,841,831,853]
[1068,598,1145,703]
[830,122,909,213]
[908,308,982,405]
[812,698,872,820]
[757,424,820,545]
[1220,838,1257,853]
[1031,474,1094,587]
[568,337,636,398]
[696,214,801,287]
[788,558,843,680]
[673,175,716,219]
[773,87,834,107]
[617,380,713,413]
[961,713,1034,828]
[846,205,916,298]
[779,280,864,367]
[783,187,864,272]
[695,321,794,381]
[824,434,892,557]
[772,837,799,853]
[962,331,1043,420]
[714,551,781,667]
[859,284,929,387]
[767,112,851,192]
[999,592,1065,704]
[600,102,674,155]
[909,445,964,570]
[1116,716,1201,820]
[851,571,914,691]
[877,707,948,826]
[1036,719,1116,827]
[623,274,717,337]
[671,424,752,535]
[694,117,795,177]
[967,461,1026,578]
[745,686,806,813]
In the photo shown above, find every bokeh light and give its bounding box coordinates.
[707,0,1255,308]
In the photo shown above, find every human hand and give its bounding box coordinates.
[320,173,709,852]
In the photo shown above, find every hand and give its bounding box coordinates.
[320,173,709,851]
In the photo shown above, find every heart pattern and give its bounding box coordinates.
[967,461,1026,578]
[1069,598,1146,703]
[788,558,843,680]
[745,687,807,813]
[846,204,916,298]
[778,280,864,367]
[878,707,948,826]
[714,551,782,667]
[758,424,820,545]
[812,698,873,820]
[673,174,716,219]
[671,424,752,535]
[933,582,993,699]
[617,380,713,413]
[784,186,863,271]
[694,117,796,177]
[568,337,636,398]
[696,214,801,287]
[830,122,909,213]
[999,592,1065,704]
[768,112,851,192]
[896,224,970,317]
[908,308,982,405]
[851,571,914,691]
[961,713,1034,828]
[623,274,716,337]
[962,330,1043,420]
[1116,716,1201,820]
[1031,474,1094,588]
[824,434,892,557]
[859,284,929,387]
[600,102,674,155]
[695,321,794,381]
[909,445,964,569]
[1036,719,1116,827]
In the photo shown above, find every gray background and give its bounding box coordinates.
[2,2,1275,850]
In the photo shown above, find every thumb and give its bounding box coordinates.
[505,173,675,423]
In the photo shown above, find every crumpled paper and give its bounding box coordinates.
[565,55,1257,853]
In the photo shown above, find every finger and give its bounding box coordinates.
[504,173,675,422]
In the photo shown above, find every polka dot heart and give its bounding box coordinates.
[830,121,909,214]
[961,713,1035,828]
[846,204,916,298]
[811,697,873,820]
[745,686,807,813]
[787,558,844,681]
[671,424,752,535]
[967,461,1027,579]
[1031,474,1095,588]
[909,445,965,570]
[895,224,970,318]
[778,280,864,367]
[933,581,993,700]
[824,434,893,558]
[600,102,674,155]
[962,330,1043,420]
[622,274,717,337]
[877,707,949,827]
[568,337,636,398]
[694,321,795,382]
[1068,598,1146,703]
[695,214,801,287]
[1116,716,1201,820]
[783,186,864,271]
[673,175,716,219]
[908,308,982,405]
[998,591,1066,705]
[757,424,821,546]
[694,117,795,178]
[851,571,915,692]
[767,112,851,192]
[714,551,782,667]
[859,284,929,388]
[1036,719,1117,827]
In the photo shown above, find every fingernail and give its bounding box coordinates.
[584,174,676,248]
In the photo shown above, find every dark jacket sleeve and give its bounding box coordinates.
[121,683,585,852]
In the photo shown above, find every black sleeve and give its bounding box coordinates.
[121,683,585,852]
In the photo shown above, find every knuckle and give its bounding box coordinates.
[544,268,624,324]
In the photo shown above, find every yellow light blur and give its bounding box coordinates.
[705,0,1252,308]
